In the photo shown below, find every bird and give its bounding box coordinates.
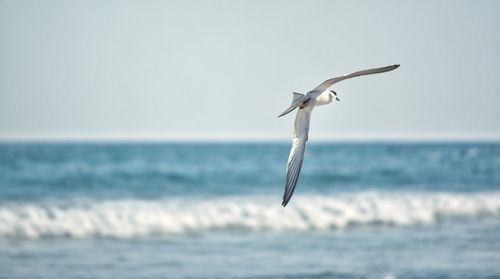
[278,64,400,207]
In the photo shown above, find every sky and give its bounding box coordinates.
[1,0,499,141]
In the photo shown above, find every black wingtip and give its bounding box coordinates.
[282,198,290,207]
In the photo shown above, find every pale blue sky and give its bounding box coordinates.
[1,0,499,141]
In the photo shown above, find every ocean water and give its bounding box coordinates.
[0,143,499,279]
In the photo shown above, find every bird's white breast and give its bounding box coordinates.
[312,91,334,106]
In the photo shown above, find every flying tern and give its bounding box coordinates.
[278,64,400,207]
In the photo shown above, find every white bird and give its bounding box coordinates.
[279,64,400,207]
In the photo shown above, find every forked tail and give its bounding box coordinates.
[277,92,307,118]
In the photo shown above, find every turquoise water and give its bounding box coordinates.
[1,143,499,278]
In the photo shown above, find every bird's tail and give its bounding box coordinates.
[277,92,305,118]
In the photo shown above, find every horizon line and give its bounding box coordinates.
[1,133,500,143]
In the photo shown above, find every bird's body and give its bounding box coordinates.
[279,64,400,207]
[308,90,336,107]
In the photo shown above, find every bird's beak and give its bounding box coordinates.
[336,97,340,101]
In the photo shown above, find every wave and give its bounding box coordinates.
[1,191,500,239]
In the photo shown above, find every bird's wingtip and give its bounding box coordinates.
[281,199,289,207]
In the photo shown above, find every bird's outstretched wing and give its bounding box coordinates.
[282,106,313,207]
[311,64,400,93]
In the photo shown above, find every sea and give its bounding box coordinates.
[0,142,499,279]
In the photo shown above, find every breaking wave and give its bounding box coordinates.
[1,191,500,239]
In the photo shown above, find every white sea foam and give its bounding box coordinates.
[1,191,499,239]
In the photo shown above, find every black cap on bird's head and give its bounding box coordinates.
[330,90,340,101]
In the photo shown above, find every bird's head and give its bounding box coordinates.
[329,90,340,101]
